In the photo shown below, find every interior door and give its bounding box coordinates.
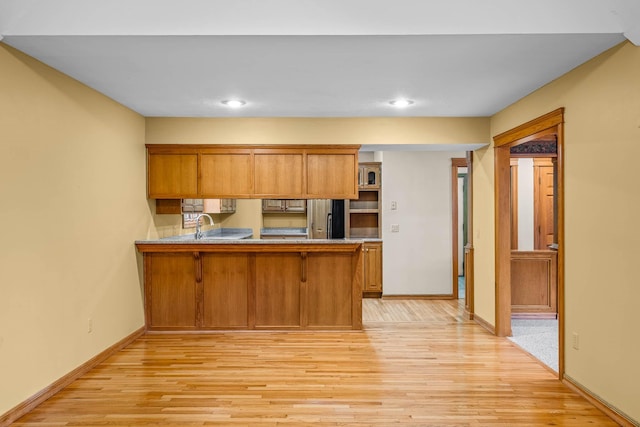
[534,158,555,249]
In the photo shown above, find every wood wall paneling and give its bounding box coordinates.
[511,250,558,315]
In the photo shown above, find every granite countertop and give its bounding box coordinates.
[136,227,381,245]
[139,227,253,243]
[136,238,363,245]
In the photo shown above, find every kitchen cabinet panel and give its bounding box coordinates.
[306,153,358,199]
[262,199,307,213]
[359,163,381,189]
[203,198,236,214]
[284,199,307,212]
[306,253,353,327]
[148,153,198,198]
[149,253,197,328]
[363,242,383,295]
[202,254,249,327]
[262,199,286,212]
[200,153,253,197]
[254,152,304,197]
[255,253,301,328]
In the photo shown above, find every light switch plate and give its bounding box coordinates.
[391,201,398,210]
[391,224,400,232]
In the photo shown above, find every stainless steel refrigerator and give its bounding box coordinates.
[307,199,345,239]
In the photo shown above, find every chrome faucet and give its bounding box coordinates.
[195,213,214,240]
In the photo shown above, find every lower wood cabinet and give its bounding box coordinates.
[255,253,301,328]
[149,253,197,328]
[307,253,354,327]
[363,242,383,297]
[202,254,249,328]
[139,243,363,331]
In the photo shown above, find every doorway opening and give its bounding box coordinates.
[451,158,467,299]
[493,108,565,377]
[451,153,474,319]
[508,143,559,371]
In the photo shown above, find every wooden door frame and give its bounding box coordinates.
[492,108,565,377]
[510,158,519,249]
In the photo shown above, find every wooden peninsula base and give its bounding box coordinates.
[135,241,363,331]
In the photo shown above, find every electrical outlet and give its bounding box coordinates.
[391,224,400,232]
[88,318,93,334]
[572,332,579,350]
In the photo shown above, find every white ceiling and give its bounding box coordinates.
[1,0,639,118]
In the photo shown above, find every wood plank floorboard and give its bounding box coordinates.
[13,299,616,426]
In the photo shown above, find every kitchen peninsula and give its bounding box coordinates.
[135,238,363,331]
[139,143,364,331]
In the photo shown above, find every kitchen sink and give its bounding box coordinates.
[160,228,253,241]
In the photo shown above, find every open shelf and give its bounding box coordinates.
[347,168,381,239]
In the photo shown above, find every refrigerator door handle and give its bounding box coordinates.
[327,213,332,239]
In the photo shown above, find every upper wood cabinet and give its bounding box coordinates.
[254,150,304,198]
[146,144,359,199]
[148,153,198,198]
[358,162,381,189]
[306,151,358,198]
[200,151,253,197]
[262,199,307,213]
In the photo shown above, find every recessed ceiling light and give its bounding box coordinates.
[389,99,414,108]
[221,99,247,108]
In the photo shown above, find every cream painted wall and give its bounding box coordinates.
[220,199,263,237]
[471,145,496,324]
[381,151,465,295]
[0,45,150,416]
[262,213,307,229]
[479,41,640,422]
[146,116,489,146]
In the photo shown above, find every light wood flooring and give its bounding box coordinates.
[13,299,616,426]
